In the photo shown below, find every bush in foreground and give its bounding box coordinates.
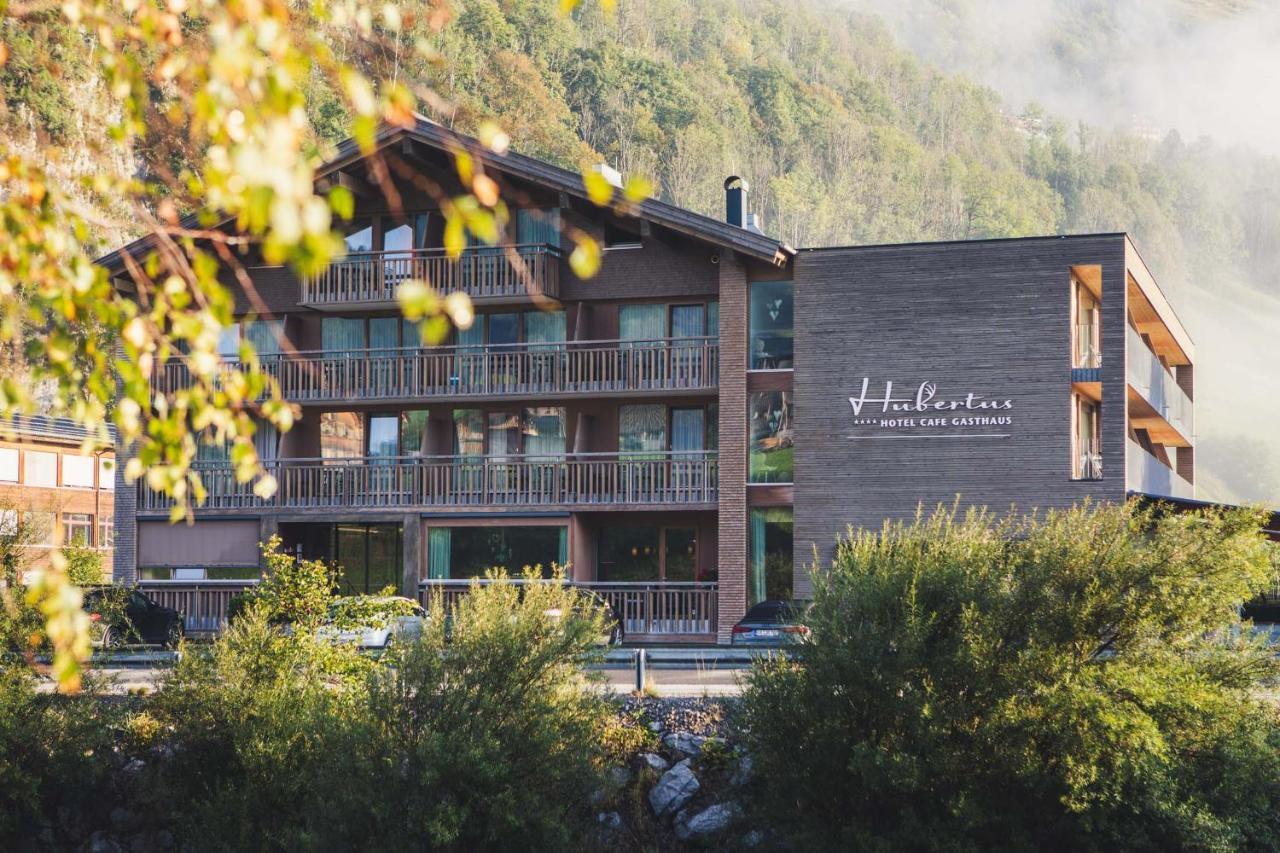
[743,501,1280,852]
[142,572,613,851]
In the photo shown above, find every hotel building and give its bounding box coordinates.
[101,121,1196,641]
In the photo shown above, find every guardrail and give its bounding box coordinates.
[139,452,719,512]
[301,243,559,305]
[138,579,258,635]
[1127,325,1193,442]
[1126,439,1193,500]
[419,578,718,641]
[154,336,719,401]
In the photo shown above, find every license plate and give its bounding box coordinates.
[755,629,780,638]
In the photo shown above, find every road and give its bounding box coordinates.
[49,651,760,697]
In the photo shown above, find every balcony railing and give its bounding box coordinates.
[419,578,718,640]
[139,451,719,512]
[153,337,719,401]
[136,578,717,640]
[300,244,560,306]
[138,579,257,635]
[1127,325,1193,442]
[1127,439,1193,500]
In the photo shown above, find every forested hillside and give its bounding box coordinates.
[3,0,1277,504]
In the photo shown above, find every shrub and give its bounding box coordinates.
[743,501,1280,852]
[141,572,614,850]
[235,536,339,629]
[62,544,104,586]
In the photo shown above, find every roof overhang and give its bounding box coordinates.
[97,119,794,273]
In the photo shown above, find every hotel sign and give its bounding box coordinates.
[847,378,1014,439]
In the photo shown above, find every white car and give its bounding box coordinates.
[315,596,427,649]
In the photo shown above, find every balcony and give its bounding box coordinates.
[1127,439,1193,500]
[1126,325,1193,443]
[300,244,560,308]
[1072,322,1102,383]
[139,451,719,513]
[154,337,719,402]
[138,578,719,640]
[419,579,718,641]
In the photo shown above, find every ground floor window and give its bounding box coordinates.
[427,525,566,579]
[597,525,708,582]
[332,523,402,594]
[750,508,793,604]
[62,513,94,547]
[139,566,259,581]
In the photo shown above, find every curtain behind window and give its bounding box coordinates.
[523,407,566,457]
[671,408,704,453]
[524,310,566,346]
[619,304,666,344]
[322,318,365,352]
[245,319,283,357]
[516,208,561,249]
[428,527,450,580]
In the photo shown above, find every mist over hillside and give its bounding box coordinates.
[5,0,1277,505]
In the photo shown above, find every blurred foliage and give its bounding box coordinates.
[743,500,1280,851]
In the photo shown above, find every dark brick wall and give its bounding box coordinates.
[715,255,748,642]
[791,236,1130,597]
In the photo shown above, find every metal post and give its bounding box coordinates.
[634,648,647,693]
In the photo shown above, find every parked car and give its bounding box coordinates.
[84,587,185,649]
[316,596,427,649]
[730,599,811,646]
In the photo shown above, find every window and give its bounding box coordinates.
[523,407,566,457]
[1074,396,1102,479]
[367,414,400,459]
[99,456,115,490]
[619,405,666,455]
[25,512,55,546]
[61,454,95,488]
[453,409,484,456]
[435,526,566,580]
[342,220,374,255]
[98,517,114,550]
[671,408,705,453]
[322,317,366,352]
[320,411,364,459]
[401,410,429,456]
[0,509,17,536]
[749,281,794,369]
[750,508,793,604]
[24,451,57,487]
[750,391,795,483]
[62,513,94,547]
[216,324,241,358]
[620,304,667,343]
[1072,274,1102,369]
[0,448,17,482]
[245,319,284,357]
[333,523,401,595]
[597,526,705,582]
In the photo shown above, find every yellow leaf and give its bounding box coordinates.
[569,236,601,279]
[473,174,499,207]
[583,169,614,206]
[623,174,653,203]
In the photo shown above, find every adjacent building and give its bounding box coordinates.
[100,120,1196,642]
[0,416,115,578]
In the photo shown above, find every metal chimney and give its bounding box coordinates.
[724,176,748,228]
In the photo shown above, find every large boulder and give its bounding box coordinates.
[648,759,700,817]
[674,801,744,843]
[662,731,706,757]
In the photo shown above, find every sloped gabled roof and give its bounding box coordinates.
[98,118,793,272]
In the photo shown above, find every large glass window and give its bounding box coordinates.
[367,415,400,459]
[321,411,364,459]
[401,410,429,456]
[671,408,705,453]
[0,448,17,482]
[322,317,365,352]
[342,220,374,255]
[245,319,284,357]
[26,511,55,546]
[750,391,795,483]
[750,508,793,604]
[619,404,666,454]
[333,523,401,594]
[598,527,660,582]
[442,526,566,579]
[664,528,698,582]
[61,455,95,488]
[453,409,484,456]
[749,281,794,369]
[523,407,566,457]
[619,304,667,342]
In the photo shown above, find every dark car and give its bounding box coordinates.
[730,599,810,646]
[84,587,185,649]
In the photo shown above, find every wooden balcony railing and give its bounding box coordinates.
[153,337,719,401]
[138,580,258,635]
[135,578,717,640]
[419,579,718,640]
[139,452,719,512]
[300,243,560,306]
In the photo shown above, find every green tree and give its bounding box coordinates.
[743,501,1280,852]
